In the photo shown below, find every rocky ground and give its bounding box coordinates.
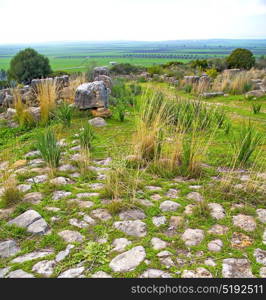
[0,129,266,278]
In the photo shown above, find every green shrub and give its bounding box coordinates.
[226,48,255,70]
[110,63,143,75]
[8,48,52,84]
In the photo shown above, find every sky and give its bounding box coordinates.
[0,0,266,44]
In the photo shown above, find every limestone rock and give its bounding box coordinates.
[114,220,147,237]
[0,240,21,258]
[58,230,84,243]
[88,117,107,127]
[233,214,256,232]
[222,258,254,278]
[181,229,204,246]
[109,246,146,272]
[75,81,108,109]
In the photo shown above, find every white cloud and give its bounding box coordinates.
[0,0,265,44]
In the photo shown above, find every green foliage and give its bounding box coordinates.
[110,63,144,75]
[206,68,218,79]
[184,84,192,93]
[37,128,61,168]
[251,103,262,114]
[8,48,52,84]
[226,48,255,70]
[55,102,73,127]
[75,241,110,268]
[191,59,208,70]
[80,123,95,151]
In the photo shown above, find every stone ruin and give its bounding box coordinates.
[0,75,70,107]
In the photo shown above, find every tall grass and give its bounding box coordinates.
[12,88,34,128]
[251,103,262,114]
[37,128,61,170]
[56,102,73,127]
[80,123,95,151]
[67,74,87,103]
[230,122,263,166]
[35,80,58,125]
[0,172,22,208]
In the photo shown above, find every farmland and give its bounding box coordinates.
[1,39,266,73]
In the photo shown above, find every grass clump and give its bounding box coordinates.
[230,122,263,166]
[55,102,73,127]
[80,123,95,151]
[251,103,262,114]
[36,128,61,170]
[35,80,58,125]
[0,174,22,208]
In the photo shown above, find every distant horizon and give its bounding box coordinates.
[1,38,266,47]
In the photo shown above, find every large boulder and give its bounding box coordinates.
[93,67,110,78]
[75,81,108,109]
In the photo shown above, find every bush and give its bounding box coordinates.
[226,48,255,70]
[110,63,144,75]
[206,68,219,79]
[8,48,52,84]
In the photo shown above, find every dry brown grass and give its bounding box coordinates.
[35,79,58,124]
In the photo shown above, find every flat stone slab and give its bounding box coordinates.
[114,220,147,237]
[58,230,84,243]
[233,214,257,232]
[257,209,266,224]
[140,269,172,278]
[0,240,21,258]
[56,245,75,262]
[151,237,167,250]
[58,267,85,278]
[11,250,53,264]
[23,192,43,204]
[112,238,132,252]
[160,201,180,212]
[152,216,166,227]
[7,269,35,278]
[181,229,204,246]
[52,191,72,201]
[207,239,223,252]
[254,248,266,265]
[208,203,225,220]
[32,260,56,277]
[222,258,254,278]
[91,271,112,278]
[109,246,146,272]
[119,209,146,220]
[182,267,213,278]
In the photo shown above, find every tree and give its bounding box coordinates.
[226,48,255,70]
[8,48,52,84]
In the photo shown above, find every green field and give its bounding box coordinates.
[1,39,266,73]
